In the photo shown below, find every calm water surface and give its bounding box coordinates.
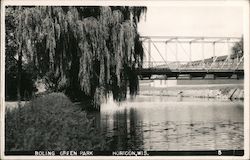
[90,96,243,150]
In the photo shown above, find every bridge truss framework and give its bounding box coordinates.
[138,36,244,80]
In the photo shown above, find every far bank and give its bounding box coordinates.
[139,79,244,100]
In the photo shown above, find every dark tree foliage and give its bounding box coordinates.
[5,7,37,101]
[231,37,243,59]
[5,6,146,110]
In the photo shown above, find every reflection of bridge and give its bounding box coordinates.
[136,36,244,80]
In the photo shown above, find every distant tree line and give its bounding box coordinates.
[231,37,243,59]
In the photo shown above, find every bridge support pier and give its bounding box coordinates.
[213,74,216,80]
[189,74,192,80]
[176,74,179,80]
[236,74,239,80]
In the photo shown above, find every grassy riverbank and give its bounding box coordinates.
[139,84,244,100]
[5,93,108,151]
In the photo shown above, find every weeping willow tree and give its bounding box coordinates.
[6,6,146,110]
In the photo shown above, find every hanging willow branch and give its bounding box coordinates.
[8,6,146,110]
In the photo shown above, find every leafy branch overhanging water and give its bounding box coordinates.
[6,6,147,110]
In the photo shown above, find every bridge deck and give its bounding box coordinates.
[136,68,244,79]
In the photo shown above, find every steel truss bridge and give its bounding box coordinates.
[136,36,244,80]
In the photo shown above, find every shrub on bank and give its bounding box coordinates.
[5,93,108,151]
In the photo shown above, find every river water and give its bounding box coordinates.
[90,96,243,151]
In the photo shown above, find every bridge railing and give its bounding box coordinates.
[143,60,244,71]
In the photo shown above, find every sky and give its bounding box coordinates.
[137,6,244,62]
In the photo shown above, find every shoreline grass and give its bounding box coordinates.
[5,93,109,151]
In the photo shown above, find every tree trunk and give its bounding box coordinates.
[17,50,22,105]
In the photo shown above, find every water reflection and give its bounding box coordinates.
[100,108,144,150]
[95,96,243,150]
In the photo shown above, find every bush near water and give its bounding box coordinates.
[5,93,108,151]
